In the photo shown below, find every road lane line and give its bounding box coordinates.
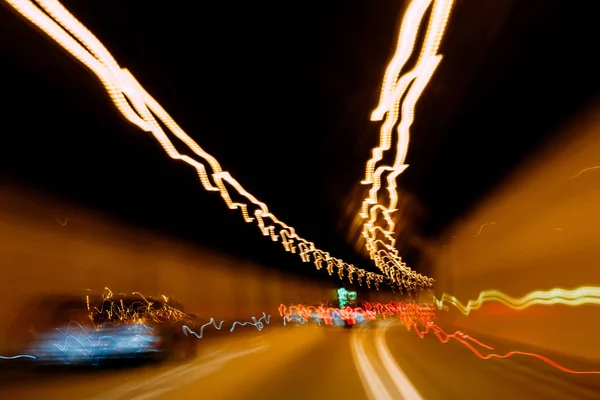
[87,347,246,400]
[88,362,195,400]
[97,345,269,400]
[120,362,225,400]
[375,323,423,400]
[351,329,394,400]
[127,387,173,400]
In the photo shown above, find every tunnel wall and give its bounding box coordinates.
[0,186,335,352]
[430,101,600,362]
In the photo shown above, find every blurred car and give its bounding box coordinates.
[19,293,199,366]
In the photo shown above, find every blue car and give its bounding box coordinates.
[17,293,199,366]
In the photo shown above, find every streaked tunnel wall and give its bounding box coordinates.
[431,100,600,361]
[0,186,336,352]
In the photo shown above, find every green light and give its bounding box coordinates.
[338,288,357,308]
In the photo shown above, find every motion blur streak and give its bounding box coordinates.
[434,285,600,315]
[359,0,455,290]
[3,0,384,287]
[431,100,600,362]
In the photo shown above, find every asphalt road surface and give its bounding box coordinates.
[1,321,599,400]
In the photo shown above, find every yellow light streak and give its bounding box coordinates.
[359,0,455,290]
[6,0,386,289]
[434,286,600,316]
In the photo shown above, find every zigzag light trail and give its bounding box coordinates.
[182,319,225,339]
[229,313,271,332]
[4,0,385,288]
[182,313,271,338]
[359,0,455,290]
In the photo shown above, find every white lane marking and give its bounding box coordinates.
[93,345,268,400]
[87,346,256,400]
[126,345,268,400]
[351,329,394,400]
[126,362,224,400]
[125,361,227,400]
[89,362,196,400]
[127,387,173,400]
[176,361,224,386]
[375,324,423,400]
